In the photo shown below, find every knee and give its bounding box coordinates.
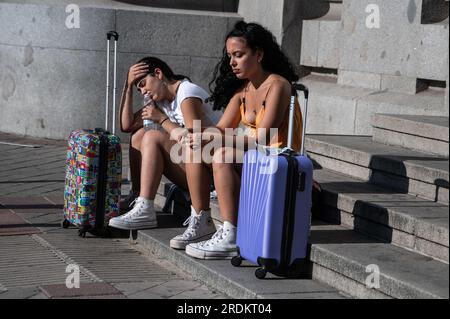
[130,128,145,150]
[142,130,165,148]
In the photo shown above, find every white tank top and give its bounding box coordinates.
[158,79,222,127]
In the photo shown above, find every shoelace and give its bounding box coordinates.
[199,226,224,247]
[123,198,145,220]
[127,195,139,208]
[181,215,201,238]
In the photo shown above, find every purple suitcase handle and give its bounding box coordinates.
[287,83,309,155]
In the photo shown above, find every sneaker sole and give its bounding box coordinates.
[185,244,238,260]
[109,220,158,230]
[169,232,215,250]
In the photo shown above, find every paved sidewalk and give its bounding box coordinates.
[0,132,226,299]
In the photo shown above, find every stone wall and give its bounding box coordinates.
[0,0,448,139]
[0,1,240,140]
[241,0,448,135]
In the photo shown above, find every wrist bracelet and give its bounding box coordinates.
[160,117,170,126]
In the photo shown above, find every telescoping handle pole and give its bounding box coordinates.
[286,83,309,156]
[105,31,119,134]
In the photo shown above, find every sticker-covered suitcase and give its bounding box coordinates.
[62,31,122,237]
[232,84,312,279]
[63,129,121,236]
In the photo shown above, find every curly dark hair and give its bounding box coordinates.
[208,21,299,110]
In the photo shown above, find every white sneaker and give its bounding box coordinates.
[119,190,139,212]
[185,221,238,259]
[109,197,157,230]
[170,207,216,250]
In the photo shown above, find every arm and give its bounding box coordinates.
[180,97,204,130]
[187,91,257,151]
[215,92,242,132]
[254,80,291,145]
[163,97,204,143]
[119,80,144,133]
[119,63,149,133]
[140,98,198,143]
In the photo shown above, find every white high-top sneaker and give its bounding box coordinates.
[109,197,157,230]
[170,206,216,250]
[185,221,237,259]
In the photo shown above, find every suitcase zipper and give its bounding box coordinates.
[95,133,108,230]
[280,154,300,272]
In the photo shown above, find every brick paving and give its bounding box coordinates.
[0,132,226,299]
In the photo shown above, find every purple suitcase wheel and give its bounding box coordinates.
[255,268,267,279]
[231,256,243,267]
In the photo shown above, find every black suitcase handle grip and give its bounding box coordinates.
[292,83,309,99]
[107,31,119,41]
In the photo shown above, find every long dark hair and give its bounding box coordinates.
[208,21,298,110]
[137,56,191,82]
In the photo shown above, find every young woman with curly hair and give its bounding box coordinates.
[169,21,304,260]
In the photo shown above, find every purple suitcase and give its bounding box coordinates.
[232,84,312,279]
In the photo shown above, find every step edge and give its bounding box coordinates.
[136,230,258,299]
[372,114,450,142]
[317,176,449,246]
[310,244,448,299]
[315,203,449,263]
[306,142,449,186]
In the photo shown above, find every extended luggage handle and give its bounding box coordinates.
[105,31,119,135]
[286,83,309,156]
[107,31,119,41]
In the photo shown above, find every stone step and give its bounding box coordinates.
[305,135,449,204]
[136,216,347,299]
[157,165,449,263]
[372,114,449,156]
[313,168,449,263]
[298,74,447,136]
[310,222,449,299]
[149,187,448,299]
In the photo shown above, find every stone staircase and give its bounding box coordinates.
[305,135,449,204]
[303,109,449,298]
[292,0,449,298]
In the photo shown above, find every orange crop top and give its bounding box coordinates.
[235,82,303,152]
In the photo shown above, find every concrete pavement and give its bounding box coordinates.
[0,132,226,299]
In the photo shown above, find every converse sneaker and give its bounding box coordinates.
[185,221,237,259]
[170,206,216,250]
[109,197,157,230]
[119,190,139,212]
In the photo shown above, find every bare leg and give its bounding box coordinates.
[129,128,145,193]
[184,147,211,213]
[139,130,187,200]
[212,147,243,226]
